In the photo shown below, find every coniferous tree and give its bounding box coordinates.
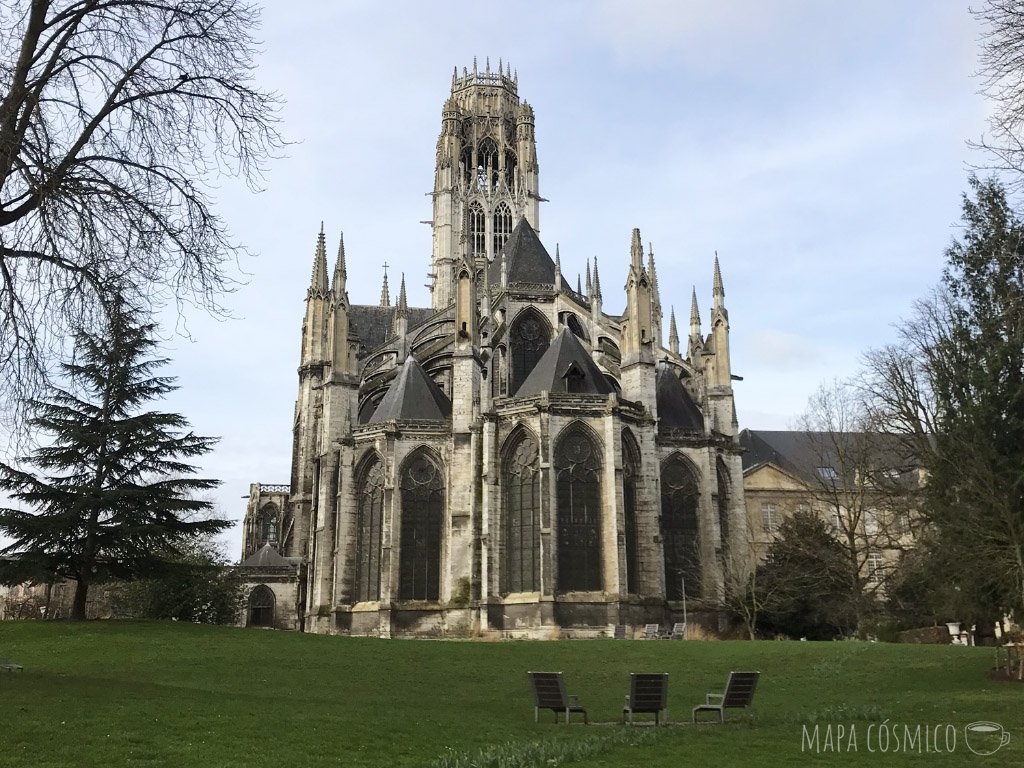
[0,303,229,620]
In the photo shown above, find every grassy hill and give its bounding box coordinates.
[0,621,1019,767]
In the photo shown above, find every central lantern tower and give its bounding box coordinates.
[430,59,540,308]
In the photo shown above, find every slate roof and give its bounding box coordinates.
[488,217,574,291]
[240,543,298,568]
[349,304,436,354]
[738,429,921,487]
[368,355,452,422]
[514,327,615,397]
[656,363,705,433]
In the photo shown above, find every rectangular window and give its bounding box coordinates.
[760,502,778,534]
[867,550,886,583]
[817,466,838,481]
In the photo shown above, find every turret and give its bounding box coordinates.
[710,254,731,387]
[620,227,657,417]
[688,287,703,362]
[301,224,330,366]
[590,256,603,322]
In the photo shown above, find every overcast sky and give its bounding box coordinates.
[18,1,994,557]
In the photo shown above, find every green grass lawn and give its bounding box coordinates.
[0,621,1019,767]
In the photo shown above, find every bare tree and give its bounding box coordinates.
[971,0,1024,189]
[796,381,921,633]
[0,0,282,428]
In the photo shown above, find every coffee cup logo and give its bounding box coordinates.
[964,722,1010,755]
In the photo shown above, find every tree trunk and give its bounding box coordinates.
[71,579,89,620]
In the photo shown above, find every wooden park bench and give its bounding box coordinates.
[666,622,686,640]
[612,624,627,640]
[692,671,760,723]
[527,672,588,724]
[643,623,661,640]
[622,672,669,725]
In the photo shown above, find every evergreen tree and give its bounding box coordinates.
[0,303,229,620]
[754,510,864,640]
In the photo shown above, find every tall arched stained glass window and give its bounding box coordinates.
[493,201,513,256]
[354,458,385,602]
[555,428,602,592]
[468,201,486,259]
[622,432,641,594]
[509,308,550,394]
[661,456,701,599]
[258,503,279,546]
[503,432,541,593]
[716,457,731,561]
[398,451,445,601]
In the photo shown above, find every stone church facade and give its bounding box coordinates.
[240,62,746,637]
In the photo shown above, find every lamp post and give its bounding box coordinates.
[681,574,688,639]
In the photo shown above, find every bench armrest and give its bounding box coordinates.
[568,694,581,706]
[705,693,724,704]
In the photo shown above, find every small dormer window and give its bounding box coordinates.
[561,361,586,393]
[817,466,838,481]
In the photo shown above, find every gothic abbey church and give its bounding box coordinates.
[240,62,746,637]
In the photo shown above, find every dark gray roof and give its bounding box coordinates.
[488,218,574,291]
[368,355,452,422]
[739,429,920,487]
[349,304,435,354]
[240,543,296,568]
[656,363,705,433]
[514,327,615,398]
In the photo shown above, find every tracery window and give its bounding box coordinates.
[504,148,517,187]
[555,428,602,592]
[477,137,499,190]
[258,503,278,546]
[248,585,275,627]
[493,201,513,256]
[354,458,385,602]
[622,432,641,594]
[503,432,541,593]
[510,309,550,394]
[398,451,445,601]
[468,201,486,259]
[661,456,701,600]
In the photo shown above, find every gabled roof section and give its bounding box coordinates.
[514,327,615,397]
[488,218,573,290]
[368,355,452,423]
[240,543,295,568]
[656,363,705,433]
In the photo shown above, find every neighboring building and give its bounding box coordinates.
[739,429,919,592]
[241,61,746,637]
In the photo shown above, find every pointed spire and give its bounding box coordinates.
[473,56,478,74]
[554,244,562,289]
[689,286,702,346]
[585,257,593,296]
[332,231,347,291]
[713,251,725,300]
[452,66,457,88]
[592,256,602,300]
[647,243,661,311]
[308,223,328,299]
[379,264,391,307]
[669,306,680,355]
[576,273,582,295]
[397,273,408,316]
[630,228,643,271]
[486,56,491,73]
